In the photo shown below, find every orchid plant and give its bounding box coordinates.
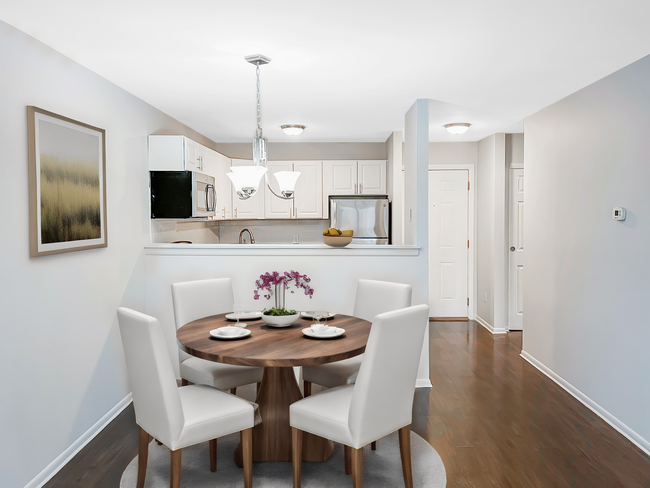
[253,270,314,302]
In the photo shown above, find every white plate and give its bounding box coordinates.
[301,312,337,320]
[226,312,263,321]
[210,328,251,340]
[302,327,345,339]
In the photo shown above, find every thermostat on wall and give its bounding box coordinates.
[612,207,626,221]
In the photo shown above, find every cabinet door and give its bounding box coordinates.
[231,159,264,219]
[214,152,232,220]
[294,161,323,219]
[184,138,199,172]
[322,160,357,217]
[264,161,293,219]
[358,160,387,194]
[196,143,209,172]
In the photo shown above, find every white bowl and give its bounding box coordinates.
[217,326,244,336]
[261,313,300,327]
[323,236,353,247]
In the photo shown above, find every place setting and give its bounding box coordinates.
[302,311,345,339]
[211,302,256,340]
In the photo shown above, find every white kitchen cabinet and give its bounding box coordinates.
[149,135,209,173]
[322,160,387,216]
[293,161,323,219]
[208,150,233,220]
[231,159,264,219]
[358,160,387,194]
[264,161,323,219]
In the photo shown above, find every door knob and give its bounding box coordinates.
[510,246,516,252]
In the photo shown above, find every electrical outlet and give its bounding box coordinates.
[484,292,487,303]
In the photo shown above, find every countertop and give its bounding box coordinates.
[144,243,420,257]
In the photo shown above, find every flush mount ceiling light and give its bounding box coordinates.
[226,54,300,200]
[444,123,471,135]
[281,124,306,136]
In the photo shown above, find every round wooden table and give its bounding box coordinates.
[176,313,372,465]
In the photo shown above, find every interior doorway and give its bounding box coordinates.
[508,167,524,329]
[428,169,471,318]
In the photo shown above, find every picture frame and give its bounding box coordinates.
[27,106,107,257]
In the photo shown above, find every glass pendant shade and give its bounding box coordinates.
[227,165,267,199]
[274,171,301,198]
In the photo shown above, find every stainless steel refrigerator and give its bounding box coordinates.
[329,196,390,245]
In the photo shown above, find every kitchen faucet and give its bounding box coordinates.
[239,228,255,244]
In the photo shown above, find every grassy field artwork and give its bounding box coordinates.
[40,154,101,243]
[28,107,107,257]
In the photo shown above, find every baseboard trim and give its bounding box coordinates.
[429,317,469,322]
[475,315,507,334]
[520,350,650,457]
[415,378,433,388]
[26,393,133,488]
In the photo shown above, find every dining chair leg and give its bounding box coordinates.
[231,387,237,395]
[371,441,376,450]
[137,427,151,488]
[170,448,182,488]
[351,446,363,488]
[209,438,217,472]
[344,445,352,475]
[398,425,413,488]
[181,379,189,386]
[242,428,253,488]
[303,380,311,397]
[292,427,303,488]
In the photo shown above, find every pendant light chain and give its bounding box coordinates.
[256,62,262,135]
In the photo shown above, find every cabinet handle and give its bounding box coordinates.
[359,183,363,193]
[222,207,225,219]
[354,183,357,194]
[295,206,298,218]
[235,207,237,218]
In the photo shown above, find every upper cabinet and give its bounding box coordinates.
[231,159,265,219]
[149,135,208,172]
[322,160,387,216]
[264,161,323,219]
[210,151,233,220]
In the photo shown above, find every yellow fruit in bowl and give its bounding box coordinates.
[340,230,353,237]
[328,228,341,236]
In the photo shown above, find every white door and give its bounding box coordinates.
[264,161,293,219]
[358,160,387,194]
[508,168,524,330]
[293,161,323,219]
[428,170,469,317]
[231,159,264,219]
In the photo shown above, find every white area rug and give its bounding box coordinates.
[121,430,446,487]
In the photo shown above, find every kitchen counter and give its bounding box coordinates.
[144,243,420,257]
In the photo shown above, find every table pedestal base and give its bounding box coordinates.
[234,367,333,465]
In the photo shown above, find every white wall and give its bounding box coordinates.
[214,142,387,160]
[429,142,477,165]
[0,20,217,487]
[505,133,524,166]
[476,134,507,332]
[523,55,650,452]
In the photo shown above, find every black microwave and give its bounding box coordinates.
[150,171,216,218]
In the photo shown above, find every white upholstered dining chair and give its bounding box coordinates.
[171,278,264,394]
[117,307,255,488]
[290,304,429,488]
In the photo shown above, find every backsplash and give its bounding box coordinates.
[218,220,329,244]
[150,219,329,244]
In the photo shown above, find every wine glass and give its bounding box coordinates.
[311,311,327,332]
[233,302,247,328]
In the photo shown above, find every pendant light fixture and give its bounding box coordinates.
[226,54,301,200]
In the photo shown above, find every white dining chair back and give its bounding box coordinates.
[353,279,412,322]
[171,278,234,362]
[117,307,184,447]
[348,304,429,448]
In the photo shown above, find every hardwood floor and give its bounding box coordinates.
[412,320,650,487]
[44,320,650,487]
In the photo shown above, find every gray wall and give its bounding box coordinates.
[524,55,650,452]
[0,20,216,487]
[214,142,387,160]
[506,133,524,166]
[429,141,477,165]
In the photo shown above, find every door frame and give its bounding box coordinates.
[428,164,476,318]
[507,161,524,330]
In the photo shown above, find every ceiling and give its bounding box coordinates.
[2,1,650,143]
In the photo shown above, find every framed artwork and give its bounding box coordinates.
[27,106,107,257]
